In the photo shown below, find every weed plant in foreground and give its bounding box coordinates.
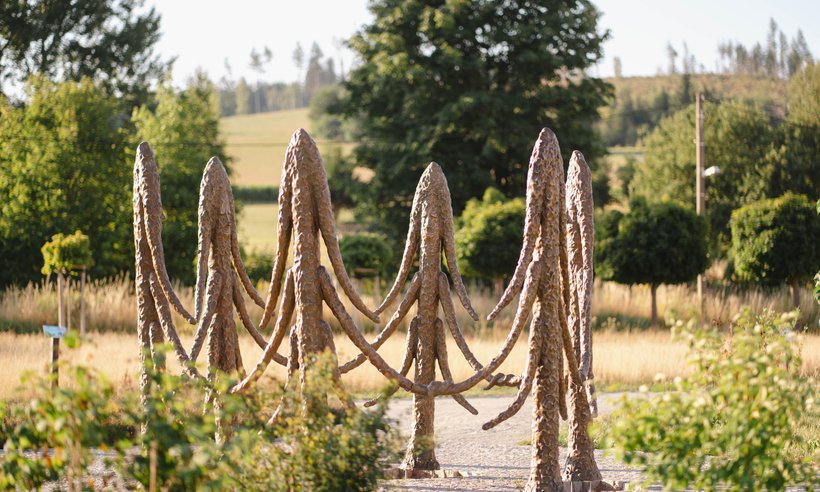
[0,344,399,492]
[610,310,819,490]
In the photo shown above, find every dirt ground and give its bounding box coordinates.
[382,392,648,491]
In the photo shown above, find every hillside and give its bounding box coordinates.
[604,74,788,114]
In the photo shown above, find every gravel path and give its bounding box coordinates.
[382,392,647,491]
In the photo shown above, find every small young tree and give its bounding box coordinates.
[731,193,820,308]
[596,198,708,327]
[41,231,94,331]
[454,188,525,295]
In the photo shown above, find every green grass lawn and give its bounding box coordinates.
[237,203,279,252]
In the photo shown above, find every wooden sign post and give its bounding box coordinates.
[43,325,67,390]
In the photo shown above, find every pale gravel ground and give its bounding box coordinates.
[382,392,648,491]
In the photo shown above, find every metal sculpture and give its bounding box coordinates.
[132,142,199,401]
[338,162,486,473]
[188,156,268,377]
[427,128,598,492]
[563,150,602,484]
[232,129,427,418]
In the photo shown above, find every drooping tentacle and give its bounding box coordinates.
[437,272,482,370]
[482,297,547,430]
[429,255,545,396]
[318,266,427,395]
[190,271,223,362]
[339,273,422,374]
[441,196,478,321]
[231,270,296,393]
[488,129,557,321]
[231,231,265,308]
[377,194,422,314]
[232,274,279,360]
[267,327,300,426]
[364,317,419,408]
[194,223,212,321]
[259,166,293,329]
[136,143,196,324]
[147,273,200,378]
[433,319,477,415]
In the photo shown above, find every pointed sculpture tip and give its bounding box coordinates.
[423,161,448,187]
[569,150,591,176]
[291,127,315,146]
[538,127,558,145]
[203,155,229,180]
[137,141,154,159]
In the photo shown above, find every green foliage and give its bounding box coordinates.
[41,231,94,275]
[730,193,820,286]
[132,73,227,284]
[610,310,818,490]
[455,188,525,282]
[340,234,393,278]
[0,77,131,287]
[0,346,399,491]
[0,0,168,106]
[0,366,119,490]
[243,249,274,282]
[632,100,819,252]
[596,198,708,288]
[308,85,358,141]
[787,63,819,126]
[334,0,612,240]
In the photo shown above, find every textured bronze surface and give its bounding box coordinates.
[563,151,602,483]
[132,142,199,403]
[232,129,427,417]
[189,156,268,377]
[339,163,482,472]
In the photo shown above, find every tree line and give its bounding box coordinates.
[216,42,340,117]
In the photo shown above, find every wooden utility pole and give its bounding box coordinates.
[79,269,86,335]
[695,94,705,313]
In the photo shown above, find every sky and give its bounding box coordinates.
[151,0,819,85]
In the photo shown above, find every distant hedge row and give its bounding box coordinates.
[232,185,279,203]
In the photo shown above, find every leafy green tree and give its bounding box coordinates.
[41,231,94,275]
[632,101,783,251]
[308,85,358,141]
[234,77,251,115]
[730,194,820,308]
[455,188,525,294]
[596,198,708,327]
[132,72,227,283]
[0,77,131,287]
[0,0,168,106]
[334,0,611,240]
[787,63,819,126]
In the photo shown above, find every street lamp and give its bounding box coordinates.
[704,166,721,178]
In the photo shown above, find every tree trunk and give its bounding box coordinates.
[79,270,86,335]
[650,284,658,328]
[790,277,800,309]
[494,277,505,298]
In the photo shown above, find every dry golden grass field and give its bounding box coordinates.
[1,328,818,402]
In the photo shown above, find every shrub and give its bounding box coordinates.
[339,234,393,279]
[731,193,820,308]
[609,310,818,490]
[455,188,525,293]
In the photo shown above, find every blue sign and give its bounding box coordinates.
[43,325,67,338]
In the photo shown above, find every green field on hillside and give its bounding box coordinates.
[221,108,353,186]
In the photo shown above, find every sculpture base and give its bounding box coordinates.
[384,466,470,479]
